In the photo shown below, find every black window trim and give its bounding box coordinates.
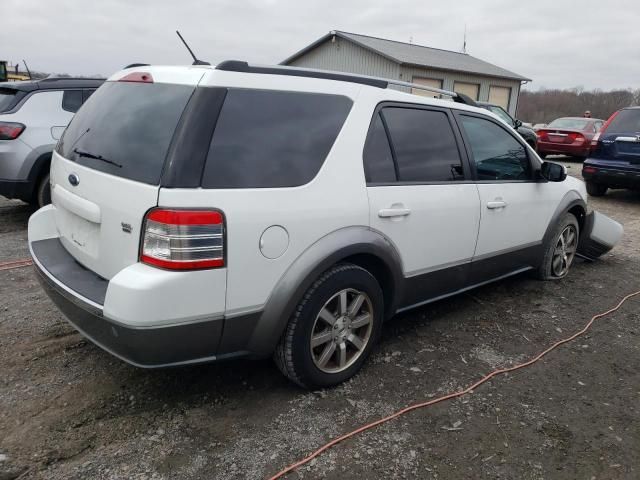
[363,101,474,187]
[452,109,542,184]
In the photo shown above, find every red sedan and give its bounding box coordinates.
[537,117,604,159]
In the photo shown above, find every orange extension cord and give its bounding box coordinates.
[268,290,640,480]
[0,258,33,271]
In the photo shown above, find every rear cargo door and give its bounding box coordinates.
[50,79,198,280]
[596,109,640,163]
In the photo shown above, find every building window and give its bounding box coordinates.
[453,81,480,101]
[411,77,444,98]
[488,86,511,111]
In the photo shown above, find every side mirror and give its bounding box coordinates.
[539,161,567,182]
[513,119,523,129]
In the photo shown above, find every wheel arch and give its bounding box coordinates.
[245,227,404,357]
[542,190,587,250]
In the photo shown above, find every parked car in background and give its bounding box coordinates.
[0,77,104,207]
[537,117,604,160]
[582,107,640,196]
[477,101,537,150]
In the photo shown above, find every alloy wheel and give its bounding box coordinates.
[310,288,374,374]
[551,224,578,277]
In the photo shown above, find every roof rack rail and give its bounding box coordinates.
[215,60,478,107]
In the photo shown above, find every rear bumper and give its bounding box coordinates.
[32,256,227,367]
[582,163,640,189]
[28,206,262,367]
[538,141,590,157]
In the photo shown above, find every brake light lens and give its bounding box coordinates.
[0,122,25,140]
[583,166,597,174]
[140,209,224,270]
[119,71,154,83]
[568,132,585,144]
[537,130,548,140]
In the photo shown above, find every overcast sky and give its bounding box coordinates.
[3,0,639,91]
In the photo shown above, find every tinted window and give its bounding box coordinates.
[202,89,352,188]
[0,88,24,112]
[363,113,396,183]
[62,90,83,113]
[607,109,640,133]
[82,89,96,103]
[381,107,464,182]
[460,115,531,181]
[57,82,193,185]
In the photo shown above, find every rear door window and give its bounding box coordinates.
[380,107,465,182]
[57,81,194,185]
[62,90,83,113]
[0,88,25,112]
[201,89,352,188]
[363,113,397,183]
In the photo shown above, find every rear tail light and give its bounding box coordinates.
[140,209,225,270]
[0,122,25,140]
[583,166,597,174]
[568,132,585,144]
[537,130,548,140]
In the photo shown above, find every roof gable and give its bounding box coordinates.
[282,31,530,82]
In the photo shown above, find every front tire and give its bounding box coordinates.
[274,264,384,389]
[586,181,607,197]
[536,213,579,280]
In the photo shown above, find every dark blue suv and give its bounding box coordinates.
[582,107,640,196]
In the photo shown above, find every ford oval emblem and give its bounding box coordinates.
[68,173,80,187]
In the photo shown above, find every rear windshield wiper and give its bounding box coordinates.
[73,148,122,168]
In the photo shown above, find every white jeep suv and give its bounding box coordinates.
[28,62,622,388]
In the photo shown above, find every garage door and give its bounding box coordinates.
[453,82,479,100]
[489,86,511,110]
[411,77,443,98]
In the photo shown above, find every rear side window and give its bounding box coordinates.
[57,82,194,185]
[0,88,24,113]
[201,89,352,188]
[460,115,531,181]
[381,107,464,182]
[607,109,640,133]
[363,113,396,183]
[62,90,83,113]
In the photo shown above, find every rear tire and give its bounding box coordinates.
[36,173,51,208]
[535,213,579,281]
[586,181,607,197]
[274,263,384,389]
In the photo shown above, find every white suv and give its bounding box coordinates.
[28,62,623,388]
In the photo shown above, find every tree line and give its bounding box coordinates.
[516,88,640,124]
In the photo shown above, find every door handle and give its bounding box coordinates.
[486,200,507,209]
[378,207,411,218]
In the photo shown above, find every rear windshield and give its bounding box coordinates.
[201,89,352,188]
[56,82,194,185]
[0,89,24,112]
[547,118,590,130]
[607,109,640,133]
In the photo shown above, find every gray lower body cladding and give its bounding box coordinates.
[31,238,260,368]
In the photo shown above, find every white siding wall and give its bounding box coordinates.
[286,38,522,116]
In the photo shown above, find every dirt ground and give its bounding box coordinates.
[1,158,639,480]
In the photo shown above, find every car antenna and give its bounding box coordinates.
[175,30,210,66]
[22,59,32,79]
